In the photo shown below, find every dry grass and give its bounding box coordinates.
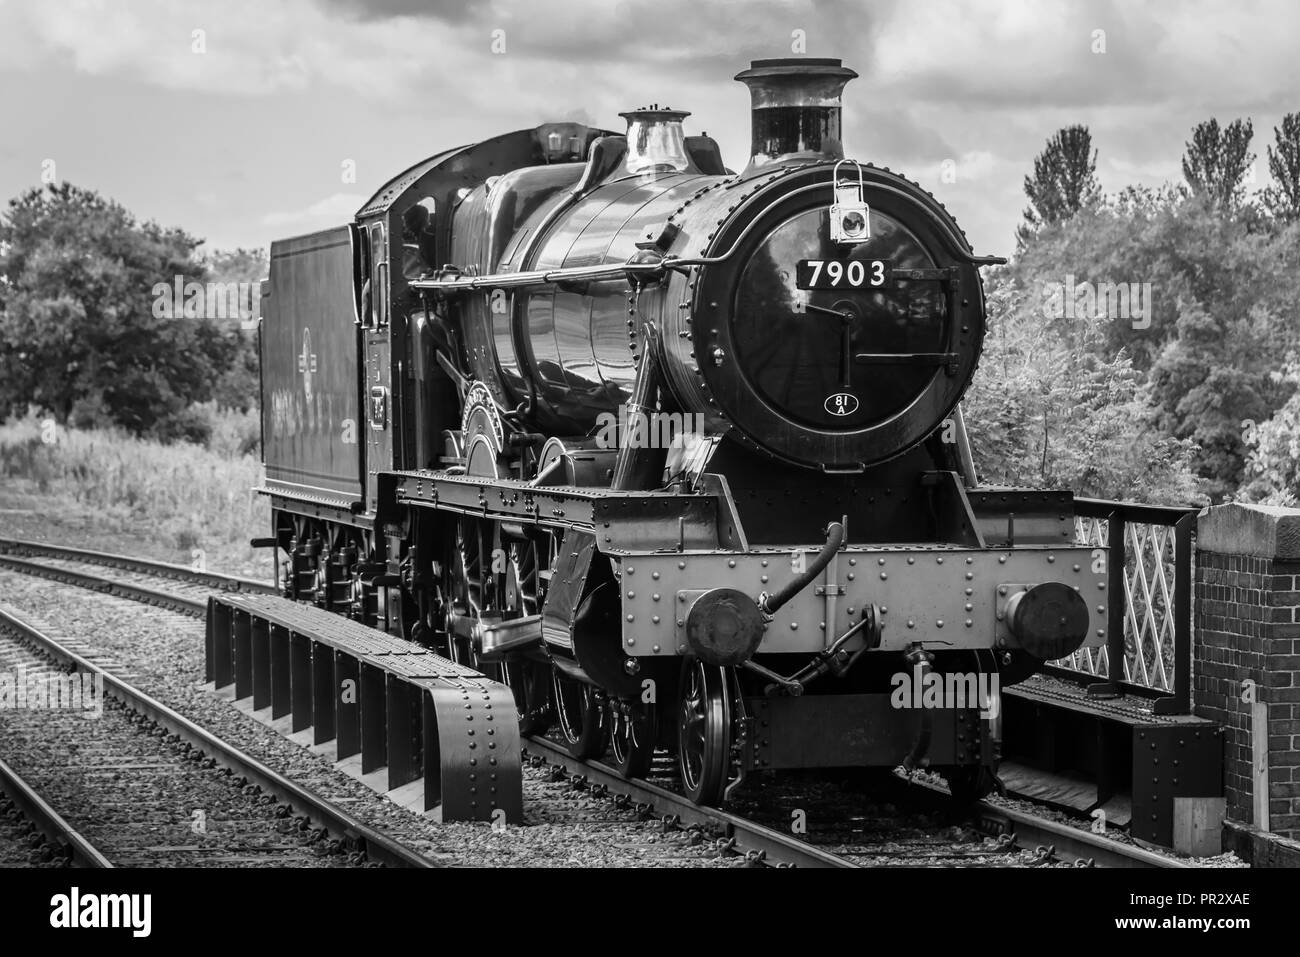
[0,411,270,577]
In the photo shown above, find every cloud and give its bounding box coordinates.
[867,0,1300,113]
[317,0,490,21]
[2,0,1297,257]
[262,191,368,229]
[0,0,446,96]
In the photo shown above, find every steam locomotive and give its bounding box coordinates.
[255,58,1105,806]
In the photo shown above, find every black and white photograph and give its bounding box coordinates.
[0,0,1293,938]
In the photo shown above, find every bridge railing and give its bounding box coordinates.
[1049,498,1200,715]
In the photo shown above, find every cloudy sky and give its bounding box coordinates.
[1,0,1297,258]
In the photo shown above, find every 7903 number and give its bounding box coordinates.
[796,258,891,290]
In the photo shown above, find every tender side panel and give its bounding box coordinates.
[262,226,363,505]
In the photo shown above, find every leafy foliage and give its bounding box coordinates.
[964,277,1204,504]
[1182,118,1255,213]
[1262,113,1300,224]
[1018,125,1102,246]
[1238,355,1300,505]
[205,247,267,413]
[0,183,245,439]
[1001,190,1299,499]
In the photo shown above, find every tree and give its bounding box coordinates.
[1238,355,1300,506]
[963,276,1203,503]
[0,183,239,438]
[205,247,267,413]
[1182,117,1255,212]
[1262,113,1300,225]
[1017,125,1102,245]
[1004,186,1300,500]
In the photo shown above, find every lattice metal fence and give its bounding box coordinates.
[1051,500,1198,711]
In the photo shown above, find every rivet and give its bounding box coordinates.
[627,591,636,599]
[937,557,943,564]
[628,638,635,646]
[652,644,661,652]
[999,556,1007,564]
[652,615,660,624]
[936,620,944,628]
[791,622,798,630]
[965,572,973,580]
[627,566,634,575]
[965,603,972,612]
[998,586,1007,596]
[626,614,634,622]
[907,557,915,565]
[880,572,888,580]
[965,619,973,627]
[906,620,915,628]
[728,559,736,568]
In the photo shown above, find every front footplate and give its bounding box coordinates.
[205,593,523,823]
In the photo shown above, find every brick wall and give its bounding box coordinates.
[1194,503,1300,837]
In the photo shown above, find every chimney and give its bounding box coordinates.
[734,58,858,173]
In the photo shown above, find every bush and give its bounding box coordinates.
[0,410,267,562]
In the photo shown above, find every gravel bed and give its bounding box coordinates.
[714,769,1075,866]
[0,789,69,867]
[0,570,731,867]
[907,768,1248,867]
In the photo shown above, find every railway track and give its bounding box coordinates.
[523,734,1188,868]
[0,753,111,867]
[0,603,434,867]
[0,538,273,596]
[0,537,1187,869]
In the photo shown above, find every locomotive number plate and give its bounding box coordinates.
[796,258,892,290]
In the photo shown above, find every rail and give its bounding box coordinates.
[0,603,436,868]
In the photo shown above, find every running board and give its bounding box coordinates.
[205,593,523,823]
